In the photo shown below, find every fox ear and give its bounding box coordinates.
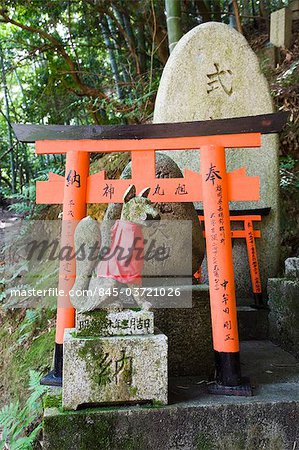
[139,187,150,198]
[123,185,136,203]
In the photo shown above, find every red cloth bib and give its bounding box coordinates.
[97,220,144,285]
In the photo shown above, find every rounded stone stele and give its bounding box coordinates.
[154,22,279,297]
[104,152,205,276]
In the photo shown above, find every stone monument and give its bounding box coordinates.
[63,186,168,410]
[154,22,280,298]
[270,7,292,49]
[63,311,167,410]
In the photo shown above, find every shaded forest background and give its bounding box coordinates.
[0,1,295,190]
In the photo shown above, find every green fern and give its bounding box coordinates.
[0,370,48,450]
[17,310,42,345]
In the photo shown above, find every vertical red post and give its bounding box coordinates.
[244,219,263,307]
[201,145,250,393]
[41,150,89,385]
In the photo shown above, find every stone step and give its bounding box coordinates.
[43,340,299,450]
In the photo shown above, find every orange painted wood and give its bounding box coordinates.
[231,230,261,238]
[36,179,64,204]
[35,133,261,154]
[198,214,262,295]
[201,144,239,353]
[228,215,261,222]
[36,163,259,205]
[245,220,262,294]
[201,229,261,238]
[55,150,89,344]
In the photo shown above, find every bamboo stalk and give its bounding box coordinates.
[165,0,183,54]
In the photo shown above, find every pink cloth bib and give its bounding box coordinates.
[97,220,144,285]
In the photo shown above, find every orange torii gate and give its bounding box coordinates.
[13,112,288,396]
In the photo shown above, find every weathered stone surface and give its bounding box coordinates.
[256,44,278,70]
[291,0,299,20]
[45,337,299,450]
[285,257,299,279]
[78,285,214,379]
[62,328,168,410]
[154,22,280,298]
[268,277,299,359]
[270,8,292,48]
[103,152,205,277]
[155,284,213,377]
[237,306,269,341]
[76,309,154,337]
[45,399,299,450]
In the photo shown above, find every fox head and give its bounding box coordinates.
[121,185,160,226]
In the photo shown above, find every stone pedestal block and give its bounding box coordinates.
[270,8,292,48]
[62,329,168,410]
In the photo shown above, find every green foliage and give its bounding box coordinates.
[0,0,294,200]
[280,156,299,191]
[0,370,48,450]
[42,393,62,409]
[17,309,43,345]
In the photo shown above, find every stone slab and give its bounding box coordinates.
[285,257,299,279]
[154,22,280,298]
[237,305,269,341]
[256,44,278,70]
[291,0,299,20]
[76,310,154,337]
[270,8,292,48]
[44,341,299,450]
[268,277,299,359]
[154,284,214,377]
[62,328,167,410]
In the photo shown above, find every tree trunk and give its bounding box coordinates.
[232,0,243,34]
[100,15,123,100]
[251,0,257,28]
[137,22,146,74]
[0,46,16,193]
[259,0,270,33]
[165,0,183,54]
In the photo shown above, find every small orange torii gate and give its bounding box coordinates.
[196,207,271,307]
[13,112,287,395]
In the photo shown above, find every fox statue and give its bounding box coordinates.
[70,185,160,312]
